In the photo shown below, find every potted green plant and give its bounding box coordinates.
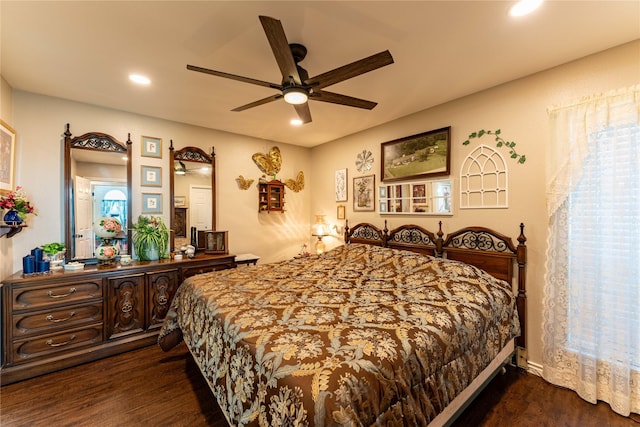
[41,242,66,261]
[130,215,169,261]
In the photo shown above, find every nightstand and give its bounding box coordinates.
[235,253,260,266]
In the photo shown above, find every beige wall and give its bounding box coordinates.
[1,76,15,281]
[2,41,638,370]
[6,92,312,273]
[310,40,640,369]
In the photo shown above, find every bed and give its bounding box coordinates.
[158,221,527,426]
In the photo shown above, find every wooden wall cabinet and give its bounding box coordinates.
[1,254,235,385]
[258,180,285,212]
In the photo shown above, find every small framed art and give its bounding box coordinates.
[142,193,162,214]
[174,195,186,207]
[141,166,161,187]
[0,120,16,194]
[335,168,347,202]
[337,205,346,220]
[141,136,162,158]
[353,175,375,212]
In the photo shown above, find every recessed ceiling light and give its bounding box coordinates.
[129,74,151,85]
[290,118,303,126]
[510,0,543,17]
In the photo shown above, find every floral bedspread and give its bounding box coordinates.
[159,244,520,426]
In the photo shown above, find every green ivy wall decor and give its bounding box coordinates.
[462,129,526,164]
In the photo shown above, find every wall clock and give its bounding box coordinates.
[356,150,373,173]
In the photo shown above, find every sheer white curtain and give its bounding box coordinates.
[543,85,639,417]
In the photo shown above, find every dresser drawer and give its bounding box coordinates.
[12,303,103,338]
[12,325,103,364]
[12,280,102,311]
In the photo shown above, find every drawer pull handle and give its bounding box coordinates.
[46,312,76,323]
[47,288,77,299]
[46,334,76,347]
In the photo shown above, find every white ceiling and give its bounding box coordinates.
[2,1,639,147]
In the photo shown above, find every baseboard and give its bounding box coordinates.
[526,360,543,377]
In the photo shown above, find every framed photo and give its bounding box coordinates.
[142,193,162,214]
[204,230,228,254]
[141,165,161,186]
[0,120,16,194]
[335,168,348,202]
[174,195,186,207]
[353,175,375,212]
[141,135,162,158]
[337,205,346,220]
[381,126,451,182]
[412,183,426,203]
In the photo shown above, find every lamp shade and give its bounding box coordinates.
[94,217,122,239]
[312,215,328,236]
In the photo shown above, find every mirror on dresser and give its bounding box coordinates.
[169,141,216,252]
[63,124,132,263]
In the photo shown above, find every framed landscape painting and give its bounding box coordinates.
[381,126,451,182]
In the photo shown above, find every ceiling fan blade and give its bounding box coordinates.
[232,94,283,112]
[294,103,312,124]
[305,50,394,90]
[187,64,281,89]
[259,16,302,84]
[311,90,378,110]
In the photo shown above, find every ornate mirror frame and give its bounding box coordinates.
[63,123,132,263]
[169,141,216,252]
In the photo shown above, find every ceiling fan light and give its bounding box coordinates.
[283,87,308,105]
[175,161,187,175]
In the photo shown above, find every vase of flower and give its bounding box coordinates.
[130,215,168,261]
[3,210,22,226]
[0,186,36,225]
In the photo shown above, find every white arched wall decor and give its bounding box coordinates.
[460,144,508,209]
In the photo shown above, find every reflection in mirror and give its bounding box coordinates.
[169,141,216,253]
[64,124,132,262]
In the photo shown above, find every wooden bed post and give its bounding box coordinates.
[516,223,527,352]
[344,219,350,243]
[382,220,389,246]
[436,221,444,256]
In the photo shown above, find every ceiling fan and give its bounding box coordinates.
[186,15,394,124]
[174,161,211,176]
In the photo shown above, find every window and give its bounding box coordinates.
[543,85,639,416]
[566,123,639,366]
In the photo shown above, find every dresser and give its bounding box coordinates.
[0,254,235,384]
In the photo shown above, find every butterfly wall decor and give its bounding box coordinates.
[236,175,255,190]
[252,146,282,177]
[284,171,305,192]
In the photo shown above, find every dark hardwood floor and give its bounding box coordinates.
[1,343,637,426]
